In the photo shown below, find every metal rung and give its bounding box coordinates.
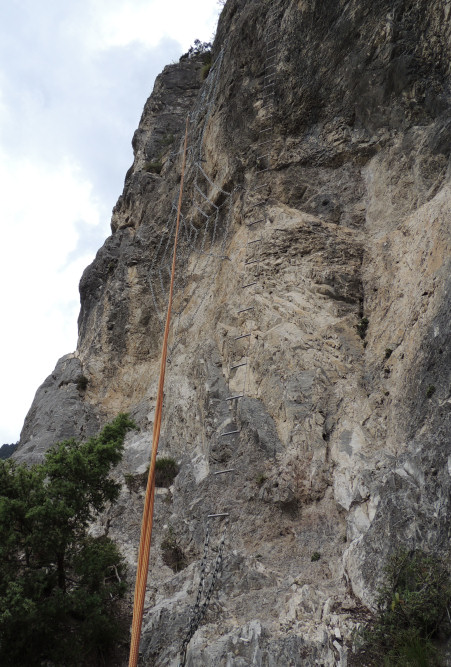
[247,238,261,245]
[259,127,272,133]
[242,282,257,288]
[225,394,244,401]
[235,333,251,340]
[221,429,240,436]
[214,469,235,475]
[253,184,268,190]
[263,83,275,90]
[208,513,230,518]
[267,45,277,53]
[256,140,272,147]
[247,218,264,226]
[264,70,276,78]
[256,168,270,174]
[231,361,247,369]
[245,259,260,265]
[258,153,271,160]
[238,306,254,313]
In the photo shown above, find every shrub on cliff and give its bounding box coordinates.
[0,413,135,667]
[155,457,179,487]
[353,550,451,666]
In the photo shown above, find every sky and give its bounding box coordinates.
[0,0,221,445]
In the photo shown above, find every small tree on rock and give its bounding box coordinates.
[0,413,135,666]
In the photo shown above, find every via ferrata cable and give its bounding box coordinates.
[128,115,190,667]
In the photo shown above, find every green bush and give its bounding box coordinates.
[353,550,451,666]
[161,132,175,146]
[201,62,212,80]
[426,385,436,399]
[144,160,162,174]
[311,552,321,562]
[155,457,179,487]
[124,458,178,492]
[356,317,369,339]
[385,348,393,360]
[0,413,135,666]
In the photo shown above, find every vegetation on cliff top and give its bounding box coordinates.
[0,413,135,666]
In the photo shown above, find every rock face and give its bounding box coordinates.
[15,354,100,464]
[15,0,451,664]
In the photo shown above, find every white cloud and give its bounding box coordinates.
[96,0,219,51]
[0,153,102,443]
[0,0,221,444]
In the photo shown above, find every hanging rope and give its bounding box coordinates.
[128,115,190,667]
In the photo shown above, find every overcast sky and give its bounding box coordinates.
[0,0,221,444]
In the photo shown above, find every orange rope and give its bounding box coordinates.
[128,116,190,667]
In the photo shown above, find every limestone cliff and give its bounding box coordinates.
[15,0,451,664]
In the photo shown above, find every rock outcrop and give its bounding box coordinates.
[15,0,451,664]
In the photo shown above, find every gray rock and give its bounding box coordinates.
[15,354,100,464]
[12,0,451,665]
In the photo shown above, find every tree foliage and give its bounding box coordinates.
[181,39,212,60]
[0,413,135,666]
[354,550,451,666]
[0,443,18,460]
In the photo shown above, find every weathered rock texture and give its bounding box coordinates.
[15,0,451,664]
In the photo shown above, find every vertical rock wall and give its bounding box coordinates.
[15,0,451,664]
